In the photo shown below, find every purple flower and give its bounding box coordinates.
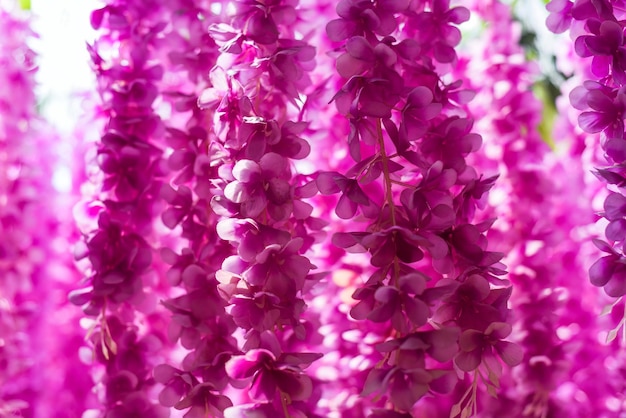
[266,40,315,101]
[454,322,523,373]
[241,238,314,297]
[105,392,169,418]
[604,192,626,242]
[233,0,296,44]
[326,0,408,42]
[171,382,233,418]
[336,36,397,79]
[224,402,308,418]
[362,366,456,412]
[376,327,460,366]
[436,274,508,331]
[575,19,626,83]
[420,116,482,175]
[570,81,626,138]
[316,171,379,218]
[224,153,294,221]
[589,239,626,296]
[360,272,432,331]
[226,349,321,403]
[405,0,470,63]
[546,0,573,33]
[398,86,442,152]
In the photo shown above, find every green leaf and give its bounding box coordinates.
[533,80,557,149]
[19,0,31,10]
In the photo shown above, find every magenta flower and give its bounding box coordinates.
[155,363,233,418]
[546,0,573,33]
[224,153,294,221]
[404,0,470,63]
[362,366,456,412]
[353,272,431,331]
[335,36,397,79]
[266,40,315,101]
[575,19,626,83]
[241,238,314,298]
[317,171,379,218]
[398,86,443,152]
[326,0,408,42]
[454,322,523,373]
[589,239,626,296]
[604,192,626,243]
[569,68,626,141]
[105,392,168,418]
[226,349,321,403]
[4,0,626,416]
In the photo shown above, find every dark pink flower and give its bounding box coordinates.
[105,392,169,418]
[224,153,294,221]
[398,86,442,152]
[326,0,407,42]
[233,1,296,44]
[589,239,626,296]
[363,272,432,331]
[604,192,626,242]
[362,366,456,412]
[336,36,397,79]
[546,0,573,33]
[266,40,315,101]
[570,82,626,138]
[454,322,523,372]
[405,0,470,63]
[226,349,321,402]
[317,171,379,218]
[376,327,460,366]
[575,19,626,83]
[241,238,314,298]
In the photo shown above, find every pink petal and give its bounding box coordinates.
[454,349,481,371]
[495,341,523,367]
[589,256,615,287]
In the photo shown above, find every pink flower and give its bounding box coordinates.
[546,0,573,33]
[454,322,523,373]
[224,153,294,221]
[226,349,321,402]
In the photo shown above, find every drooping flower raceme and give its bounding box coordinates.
[546,1,626,297]
[4,0,626,417]
[457,1,619,416]
[0,5,93,418]
[318,0,520,416]
[70,2,175,416]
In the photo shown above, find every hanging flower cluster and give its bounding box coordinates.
[70,1,173,416]
[458,1,621,416]
[4,0,626,417]
[546,1,626,299]
[313,0,523,416]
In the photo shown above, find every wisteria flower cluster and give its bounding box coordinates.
[2,0,626,417]
[547,0,626,332]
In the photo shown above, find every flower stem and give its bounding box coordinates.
[377,118,396,226]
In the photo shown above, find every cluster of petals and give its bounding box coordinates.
[316,0,521,415]
[0,6,95,417]
[6,0,626,417]
[456,1,621,415]
[148,0,329,416]
[546,0,626,299]
[68,1,182,417]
